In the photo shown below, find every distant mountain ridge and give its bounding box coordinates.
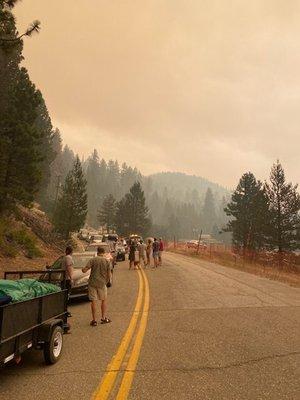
[147,171,230,202]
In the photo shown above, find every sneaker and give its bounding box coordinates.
[101,317,112,324]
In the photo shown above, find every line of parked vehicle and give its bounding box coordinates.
[45,231,131,299]
[0,231,144,367]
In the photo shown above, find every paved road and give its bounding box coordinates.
[1,252,299,399]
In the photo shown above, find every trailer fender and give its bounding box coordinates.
[36,319,63,343]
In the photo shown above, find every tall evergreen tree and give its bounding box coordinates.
[61,145,76,181]
[167,213,180,240]
[0,66,44,214]
[45,129,63,206]
[201,188,216,233]
[35,98,56,206]
[53,157,87,239]
[0,1,48,215]
[116,182,151,236]
[98,158,107,197]
[86,149,101,225]
[265,161,300,252]
[148,190,163,225]
[115,197,129,236]
[224,172,269,253]
[98,194,117,232]
[105,160,120,198]
[161,198,174,227]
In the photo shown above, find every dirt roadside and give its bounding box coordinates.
[167,248,300,288]
[0,242,60,278]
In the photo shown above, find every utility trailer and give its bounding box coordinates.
[0,270,69,366]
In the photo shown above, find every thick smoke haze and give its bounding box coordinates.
[15,0,300,187]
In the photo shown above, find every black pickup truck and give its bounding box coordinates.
[0,270,69,366]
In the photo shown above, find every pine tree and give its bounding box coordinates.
[120,163,142,198]
[0,1,47,215]
[61,145,76,181]
[224,172,269,253]
[0,66,44,214]
[265,161,300,252]
[98,194,117,232]
[115,197,129,236]
[106,160,120,198]
[44,129,63,208]
[35,98,57,208]
[116,182,151,236]
[98,158,107,197]
[148,190,163,225]
[167,213,180,240]
[86,149,101,225]
[201,188,216,233]
[53,157,87,239]
[162,198,174,226]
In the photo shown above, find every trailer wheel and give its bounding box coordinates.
[44,325,63,364]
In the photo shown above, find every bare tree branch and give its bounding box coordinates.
[0,20,41,42]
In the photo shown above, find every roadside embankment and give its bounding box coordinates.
[0,205,76,278]
[166,244,300,288]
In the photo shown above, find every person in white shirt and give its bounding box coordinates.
[137,240,146,267]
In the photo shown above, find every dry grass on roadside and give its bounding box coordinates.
[0,243,60,279]
[167,246,300,288]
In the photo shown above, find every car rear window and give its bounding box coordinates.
[86,244,110,253]
[73,255,95,268]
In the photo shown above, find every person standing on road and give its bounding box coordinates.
[158,238,164,266]
[138,239,147,267]
[146,239,152,267]
[152,238,160,268]
[129,240,137,270]
[63,246,74,318]
[82,246,112,327]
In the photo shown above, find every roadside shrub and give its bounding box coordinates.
[0,219,18,257]
[11,229,43,259]
[0,219,43,259]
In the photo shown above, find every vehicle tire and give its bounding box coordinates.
[122,255,125,261]
[44,325,63,364]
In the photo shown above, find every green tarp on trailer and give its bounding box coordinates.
[0,279,61,303]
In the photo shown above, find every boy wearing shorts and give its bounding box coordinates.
[82,246,112,326]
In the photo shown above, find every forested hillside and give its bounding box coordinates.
[147,172,229,201]
[144,172,230,239]
[0,1,64,261]
[39,144,230,240]
[0,1,230,244]
[1,1,298,256]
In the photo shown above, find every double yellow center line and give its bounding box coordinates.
[92,268,149,400]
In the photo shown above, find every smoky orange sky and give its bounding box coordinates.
[15,0,300,188]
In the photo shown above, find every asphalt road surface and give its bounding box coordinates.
[1,252,299,400]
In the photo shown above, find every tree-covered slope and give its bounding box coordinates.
[146,171,230,202]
